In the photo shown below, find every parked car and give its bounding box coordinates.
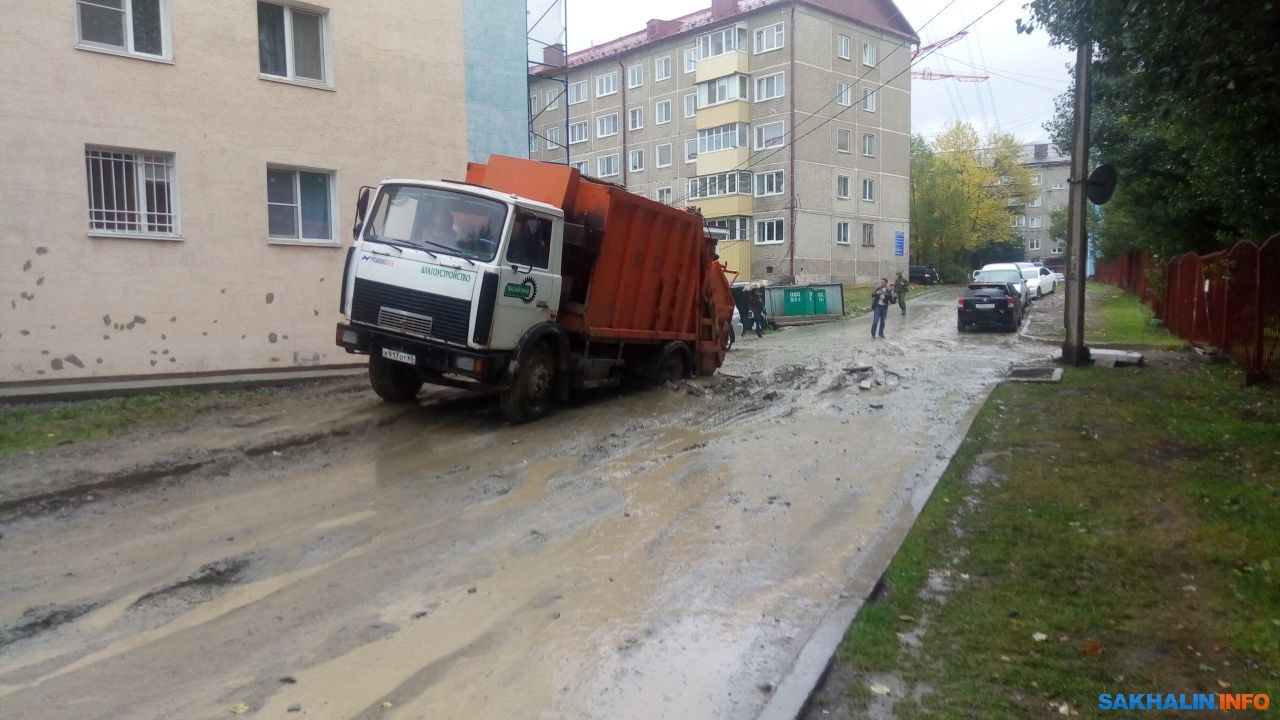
[1015,262,1057,299]
[958,268,1027,332]
[977,263,1032,310]
[727,305,744,349]
[909,265,942,285]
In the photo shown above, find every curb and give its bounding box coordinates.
[0,367,365,404]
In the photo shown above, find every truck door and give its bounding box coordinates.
[489,210,562,349]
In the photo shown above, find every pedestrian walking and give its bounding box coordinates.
[749,289,767,338]
[870,278,896,339]
[893,271,909,315]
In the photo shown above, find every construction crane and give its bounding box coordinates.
[911,69,989,82]
[912,30,969,59]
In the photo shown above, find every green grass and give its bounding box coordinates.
[0,393,206,457]
[844,285,875,315]
[832,360,1280,718]
[1089,284,1186,347]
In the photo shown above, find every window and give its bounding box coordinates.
[755,23,784,53]
[264,166,334,243]
[598,154,620,177]
[686,172,752,200]
[596,72,618,97]
[862,41,878,66]
[861,223,875,247]
[699,74,750,107]
[837,34,851,60]
[1029,237,1042,250]
[862,178,876,201]
[656,144,673,167]
[862,133,877,157]
[629,107,644,131]
[546,126,561,150]
[755,121,784,150]
[707,217,750,240]
[1029,216,1044,229]
[655,100,672,125]
[1009,215,1027,227]
[529,93,539,116]
[657,187,673,204]
[77,0,169,59]
[836,221,850,245]
[684,48,697,73]
[836,128,852,153]
[545,88,560,110]
[568,121,589,144]
[596,113,619,138]
[257,2,329,84]
[862,86,877,111]
[1052,242,1065,255]
[629,149,644,172]
[755,72,785,101]
[1050,203,1063,211]
[1052,181,1065,190]
[696,24,748,59]
[684,93,698,118]
[697,123,749,154]
[571,160,590,175]
[655,56,672,81]
[836,82,852,106]
[684,139,698,163]
[1030,195,1043,208]
[756,218,785,245]
[755,170,784,197]
[507,213,553,269]
[1032,173,1043,185]
[837,175,850,199]
[85,146,178,237]
[628,64,644,89]
[568,81,587,104]
[528,131,537,154]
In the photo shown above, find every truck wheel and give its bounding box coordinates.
[649,343,688,386]
[500,343,555,423]
[369,354,423,402]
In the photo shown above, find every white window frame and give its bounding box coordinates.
[598,154,620,178]
[697,123,749,154]
[755,218,785,245]
[684,93,698,118]
[837,175,850,199]
[836,128,852,153]
[686,172,752,200]
[568,80,588,105]
[862,178,876,202]
[654,56,672,81]
[1010,214,1027,228]
[862,86,877,112]
[570,160,590,175]
[256,2,333,88]
[684,139,698,163]
[596,113,619,138]
[754,121,784,150]
[545,88,560,110]
[657,186,673,204]
[266,164,337,246]
[1030,195,1043,208]
[695,24,748,60]
[1032,173,1044,185]
[655,100,672,125]
[684,48,697,73]
[627,64,645,89]
[75,0,173,62]
[656,143,673,168]
[836,221,850,245]
[862,41,878,67]
[861,223,875,247]
[1050,203,1063,212]
[836,34,851,60]
[707,216,750,240]
[755,72,785,102]
[862,133,877,157]
[568,120,589,145]
[836,82,852,106]
[1029,236,1042,250]
[546,126,562,150]
[629,149,645,172]
[754,23,784,54]
[699,74,751,108]
[1029,216,1044,229]
[754,170,784,197]
[1052,242,1065,255]
[596,72,618,97]
[84,145,181,239]
[628,106,644,131]
[1052,181,1065,190]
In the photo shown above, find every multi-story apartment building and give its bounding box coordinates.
[1011,142,1072,264]
[529,0,917,284]
[0,0,526,384]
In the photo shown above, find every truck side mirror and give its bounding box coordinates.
[352,186,372,241]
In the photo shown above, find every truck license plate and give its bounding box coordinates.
[381,348,416,365]
[975,303,995,310]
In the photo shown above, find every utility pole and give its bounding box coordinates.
[1062,38,1092,366]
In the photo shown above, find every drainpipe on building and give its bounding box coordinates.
[620,61,629,188]
[787,1,798,282]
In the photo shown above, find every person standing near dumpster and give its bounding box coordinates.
[749,289,767,338]
[870,278,896,339]
[893,271,909,315]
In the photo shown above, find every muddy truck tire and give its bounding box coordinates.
[500,343,556,423]
[369,353,423,402]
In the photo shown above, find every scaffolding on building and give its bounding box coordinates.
[527,0,569,164]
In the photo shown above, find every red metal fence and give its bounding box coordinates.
[1093,234,1279,381]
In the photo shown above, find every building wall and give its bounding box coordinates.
[0,0,522,383]
[1015,146,1071,261]
[465,0,528,162]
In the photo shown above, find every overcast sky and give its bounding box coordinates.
[532,0,1073,144]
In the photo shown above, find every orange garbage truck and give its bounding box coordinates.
[336,154,736,422]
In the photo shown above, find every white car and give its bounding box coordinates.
[727,305,744,350]
[976,263,1032,311]
[1014,262,1057,300]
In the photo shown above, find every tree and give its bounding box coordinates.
[1025,0,1280,257]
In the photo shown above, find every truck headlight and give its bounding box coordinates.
[453,355,477,372]
[341,329,360,345]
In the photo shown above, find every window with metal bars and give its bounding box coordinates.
[84,147,177,236]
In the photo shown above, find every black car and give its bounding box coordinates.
[909,265,941,284]
[957,269,1025,332]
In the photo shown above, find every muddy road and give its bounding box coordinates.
[0,289,1056,720]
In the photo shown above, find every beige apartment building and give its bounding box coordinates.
[1011,142,1072,264]
[0,0,526,383]
[529,0,917,285]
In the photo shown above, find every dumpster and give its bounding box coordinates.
[763,284,844,325]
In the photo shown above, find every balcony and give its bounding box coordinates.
[696,100,750,130]
[696,51,749,83]
[695,195,754,218]
[696,147,750,176]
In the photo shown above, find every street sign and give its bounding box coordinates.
[1087,163,1117,205]
[894,231,905,256]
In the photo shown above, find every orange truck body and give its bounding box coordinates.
[466,155,735,374]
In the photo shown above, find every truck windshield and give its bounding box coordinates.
[364,185,507,262]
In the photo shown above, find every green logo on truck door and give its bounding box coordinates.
[504,278,538,303]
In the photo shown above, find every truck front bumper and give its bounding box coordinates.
[336,322,510,385]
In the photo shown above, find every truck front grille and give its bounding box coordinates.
[352,278,470,345]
